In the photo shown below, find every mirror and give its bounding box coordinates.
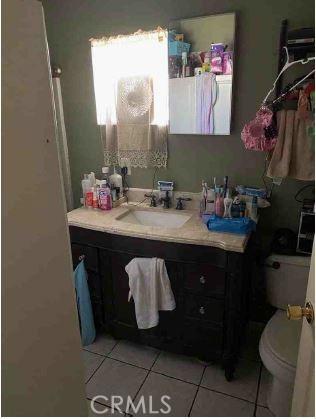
[168,13,236,135]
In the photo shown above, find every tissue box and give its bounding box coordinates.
[206,215,256,235]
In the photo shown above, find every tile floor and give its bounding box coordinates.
[83,322,275,417]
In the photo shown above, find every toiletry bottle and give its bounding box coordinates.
[109,166,123,198]
[215,190,224,217]
[88,172,96,187]
[98,181,112,211]
[223,189,233,218]
[81,175,91,207]
[231,196,241,218]
[101,166,110,182]
[205,188,215,214]
[202,56,210,73]
[111,187,117,203]
[92,187,99,209]
[85,187,94,209]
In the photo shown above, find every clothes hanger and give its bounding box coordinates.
[262,46,315,105]
[271,68,315,105]
[282,72,315,94]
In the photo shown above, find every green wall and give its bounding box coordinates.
[42,0,314,236]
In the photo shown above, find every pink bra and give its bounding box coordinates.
[241,106,278,151]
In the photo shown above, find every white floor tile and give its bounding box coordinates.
[82,350,104,382]
[108,340,159,369]
[84,334,117,356]
[201,359,260,402]
[86,358,147,410]
[190,387,255,417]
[131,371,197,416]
[152,351,205,384]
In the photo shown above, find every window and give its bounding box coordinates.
[91,29,169,127]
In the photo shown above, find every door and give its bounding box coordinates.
[2,0,87,415]
[291,242,315,416]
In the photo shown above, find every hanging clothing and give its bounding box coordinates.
[196,73,217,134]
[241,106,278,151]
[267,110,315,181]
[91,28,169,168]
[126,257,176,329]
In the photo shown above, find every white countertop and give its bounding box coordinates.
[67,202,249,253]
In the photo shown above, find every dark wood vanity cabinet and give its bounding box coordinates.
[70,226,252,380]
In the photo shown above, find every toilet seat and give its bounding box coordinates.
[259,309,302,383]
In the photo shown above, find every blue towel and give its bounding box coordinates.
[74,260,96,346]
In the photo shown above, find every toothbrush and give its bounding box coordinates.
[223,176,228,198]
[203,181,208,212]
[200,181,208,216]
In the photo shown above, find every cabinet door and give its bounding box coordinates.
[102,253,180,346]
[182,319,223,361]
[108,252,139,340]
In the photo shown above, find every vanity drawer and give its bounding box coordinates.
[183,319,223,360]
[71,243,98,272]
[184,293,224,324]
[183,263,226,297]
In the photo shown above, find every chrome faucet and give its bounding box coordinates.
[160,190,171,209]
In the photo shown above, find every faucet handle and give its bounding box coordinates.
[144,193,157,207]
[176,196,192,210]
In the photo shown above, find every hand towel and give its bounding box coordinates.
[267,110,315,181]
[125,257,176,329]
[74,260,96,346]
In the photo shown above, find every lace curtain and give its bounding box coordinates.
[91,28,169,168]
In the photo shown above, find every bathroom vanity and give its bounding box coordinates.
[68,204,252,380]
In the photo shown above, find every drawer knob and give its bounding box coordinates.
[199,306,205,315]
[199,276,206,284]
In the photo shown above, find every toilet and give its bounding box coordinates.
[259,254,311,417]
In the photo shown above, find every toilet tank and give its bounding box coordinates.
[265,254,311,309]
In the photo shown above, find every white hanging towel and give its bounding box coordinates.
[125,257,176,329]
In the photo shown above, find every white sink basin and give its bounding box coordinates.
[117,209,191,229]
